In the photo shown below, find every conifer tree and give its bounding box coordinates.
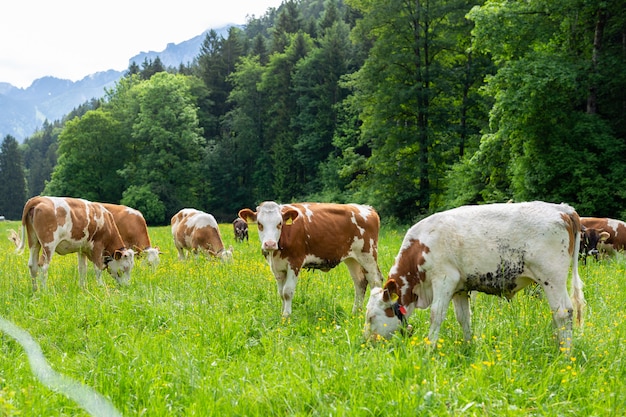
[0,135,27,219]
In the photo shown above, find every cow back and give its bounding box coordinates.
[279,203,379,263]
[101,203,152,250]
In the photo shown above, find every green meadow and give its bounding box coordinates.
[0,221,624,416]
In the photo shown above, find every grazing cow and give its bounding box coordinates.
[238,201,383,317]
[171,208,233,261]
[17,196,135,291]
[580,217,626,257]
[232,217,249,242]
[100,203,160,269]
[364,201,585,353]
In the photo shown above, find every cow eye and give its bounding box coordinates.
[258,223,264,232]
[277,224,282,230]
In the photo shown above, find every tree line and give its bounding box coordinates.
[1,0,624,225]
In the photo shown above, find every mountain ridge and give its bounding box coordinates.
[0,25,233,142]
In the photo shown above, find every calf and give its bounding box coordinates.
[580,217,626,257]
[171,208,233,261]
[101,203,160,269]
[364,201,585,353]
[232,217,249,242]
[238,201,383,317]
[17,196,135,291]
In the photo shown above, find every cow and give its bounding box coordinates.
[171,208,233,261]
[580,217,626,258]
[100,203,160,269]
[233,217,249,242]
[363,201,586,353]
[238,201,383,317]
[17,196,135,291]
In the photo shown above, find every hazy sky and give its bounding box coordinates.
[0,0,284,89]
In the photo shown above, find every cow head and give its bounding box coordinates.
[364,280,405,341]
[218,245,234,262]
[239,201,299,252]
[105,248,135,285]
[142,246,161,269]
[580,226,610,258]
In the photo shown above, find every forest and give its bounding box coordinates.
[0,0,624,225]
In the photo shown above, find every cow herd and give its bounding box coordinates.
[10,196,624,353]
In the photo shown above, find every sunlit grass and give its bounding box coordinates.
[0,220,624,416]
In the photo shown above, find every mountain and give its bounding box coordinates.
[0,25,233,143]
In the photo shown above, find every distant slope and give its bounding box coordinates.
[0,25,233,142]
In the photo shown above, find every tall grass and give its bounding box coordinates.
[0,220,624,416]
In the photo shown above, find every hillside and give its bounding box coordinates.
[0,26,232,142]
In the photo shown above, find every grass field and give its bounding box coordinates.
[0,220,624,416]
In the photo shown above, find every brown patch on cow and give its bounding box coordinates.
[102,203,153,251]
[278,204,380,273]
[172,209,227,258]
[388,238,429,307]
[560,211,581,256]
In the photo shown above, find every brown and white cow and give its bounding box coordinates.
[232,217,249,242]
[17,196,135,291]
[100,203,160,269]
[580,217,626,257]
[238,202,383,317]
[171,208,233,261]
[364,201,585,353]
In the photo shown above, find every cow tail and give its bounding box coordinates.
[569,212,586,327]
[16,201,32,255]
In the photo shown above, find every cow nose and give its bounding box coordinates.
[263,240,278,251]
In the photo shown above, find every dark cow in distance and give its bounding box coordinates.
[580,217,626,258]
[238,202,383,317]
[17,196,135,291]
[364,201,585,353]
[233,217,249,242]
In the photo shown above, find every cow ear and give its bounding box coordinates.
[283,209,299,225]
[238,208,257,223]
[382,279,399,303]
[600,231,610,241]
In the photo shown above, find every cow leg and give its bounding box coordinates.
[276,269,298,317]
[428,269,459,344]
[542,285,574,353]
[77,253,89,287]
[175,246,185,260]
[344,258,368,314]
[27,243,42,291]
[452,292,472,341]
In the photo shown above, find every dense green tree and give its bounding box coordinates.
[120,72,206,223]
[461,0,626,217]
[251,34,270,65]
[140,57,166,80]
[271,0,303,53]
[0,135,27,219]
[44,109,126,202]
[120,185,166,225]
[20,121,59,197]
[195,28,245,140]
[346,0,488,221]
[221,56,271,208]
[292,18,353,195]
[259,32,314,200]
